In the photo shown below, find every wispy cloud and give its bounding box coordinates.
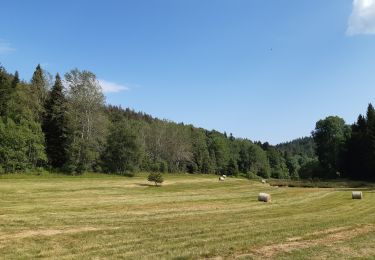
[347,0,375,35]
[0,40,15,54]
[98,79,130,93]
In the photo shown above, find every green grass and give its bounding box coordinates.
[0,173,374,259]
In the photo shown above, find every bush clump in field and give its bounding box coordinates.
[147,172,164,186]
[245,171,261,180]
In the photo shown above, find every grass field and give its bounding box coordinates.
[0,173,374,259]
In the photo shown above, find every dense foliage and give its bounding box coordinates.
[105,105,275,177]
[0,64,373,181]
[276,137,316,158]
[343,105,375,181]
[309,105,375,181]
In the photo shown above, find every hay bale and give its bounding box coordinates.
[261,179,266,184]
[222,175,227,178]
[258,193,271,202]
[219,177,225,181]
[352,191,363,199]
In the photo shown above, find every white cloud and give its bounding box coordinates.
[98,79,129,93]
[0,40,15,54]
[347,0,375,35]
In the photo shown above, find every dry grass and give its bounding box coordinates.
[0,173,374,259]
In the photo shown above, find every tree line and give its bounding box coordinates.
[310,105,375,181]
[1,64,372,181]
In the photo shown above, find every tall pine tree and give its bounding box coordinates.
[11,71,19,89]
[43,74,68,168]
[343,104,375,181]
[31,64,48,120]
[0,66,12,117]
[365,104,375,179]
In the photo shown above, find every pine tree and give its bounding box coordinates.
[43,74,68,168]
[344,115,367,180]
[11,71,19,89]
[364,104,375,180]
[342,104,375,181]
[31,64,48,119]
[0,67,11,117]
[0,67,18,117]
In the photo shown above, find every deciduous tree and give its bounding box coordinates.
[312,116,350,178]
[64,69,108,173]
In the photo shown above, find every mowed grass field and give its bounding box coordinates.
[0,174,374,259]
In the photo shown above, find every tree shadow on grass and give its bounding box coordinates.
[336,187,375,192]
[136,183,161,187]
[269,179,375,189]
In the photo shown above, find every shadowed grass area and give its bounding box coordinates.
[0,173,374,259]
[268,178,375,189]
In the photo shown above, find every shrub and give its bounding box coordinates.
[246,171,261,180]
[147,172,164,186]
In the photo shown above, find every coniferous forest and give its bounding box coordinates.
[0,64,374,181]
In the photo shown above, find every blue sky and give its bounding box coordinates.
[1,0,375,144]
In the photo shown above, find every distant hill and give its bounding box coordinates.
[276,137,316,158]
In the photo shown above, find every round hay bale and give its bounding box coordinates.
[261,179,266,184]
[222,175,227,178]
[352,191,363,199]
[219,177,225,181]
[258,193,271,202]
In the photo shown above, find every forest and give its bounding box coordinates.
[0,64,373,181]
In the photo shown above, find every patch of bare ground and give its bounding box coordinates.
[0,226,109,241]
[234,224,375,259]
